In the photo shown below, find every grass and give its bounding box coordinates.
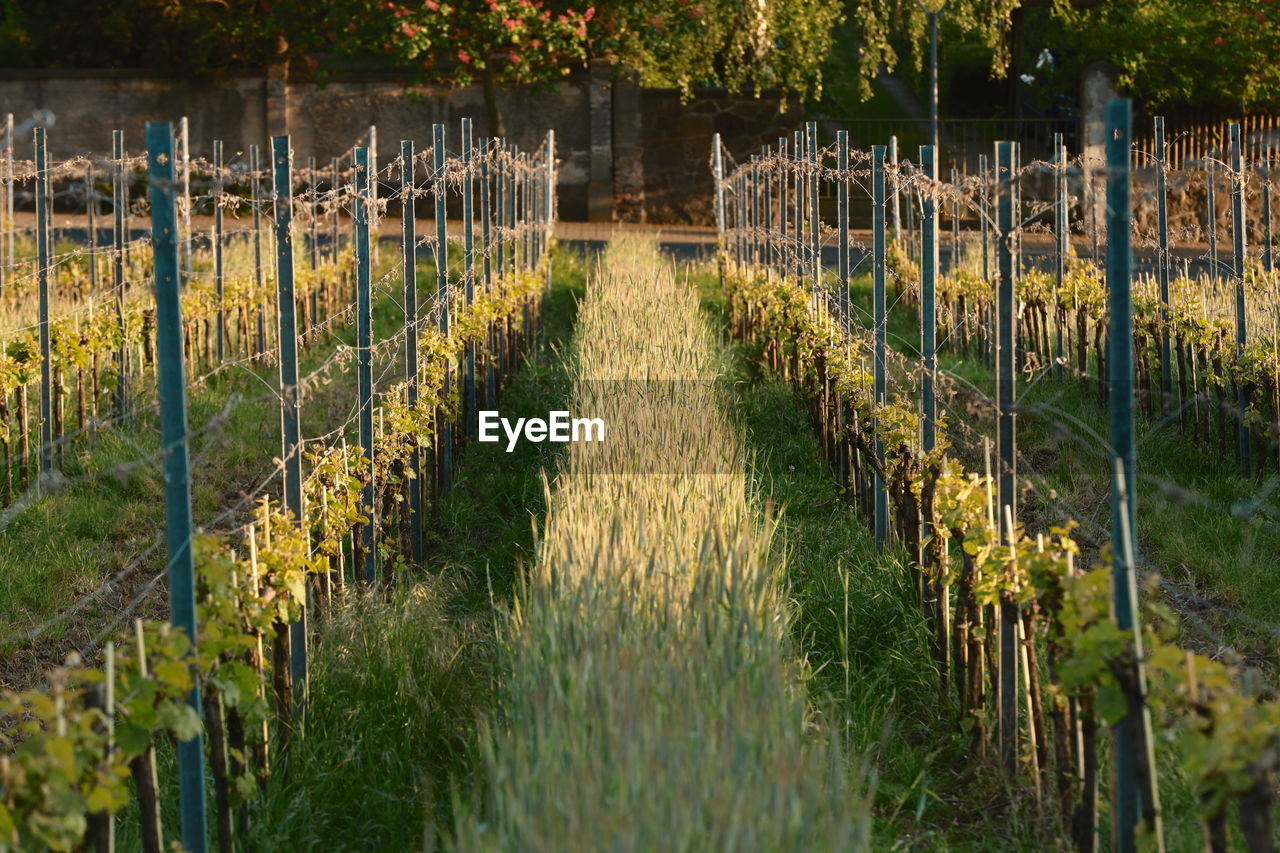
[450,238,870,850]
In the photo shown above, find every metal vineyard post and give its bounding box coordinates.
[1106,98,1165,853]
[433,124,452,492]
[871,144,888,547]
[113,129,128,415]
[402,138,424,565]
[354,146,377,583]
[920,145,938,455]
[272,134,306,696]
[35,126,51,477]
[1229,122,1249,474]
[1155,117,1172,411]
[214,140,225,363]
[995,139,1019,776]
[145,119,209,853]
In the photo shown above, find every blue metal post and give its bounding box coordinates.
[1155,118,1172,410]
[87,163,96,296]
[1207,152,1218,282]
[495,142,506,282]
[713,133,725,242]
[463,119,476,438]
[995,139,1019,776]
[872,145,889,546]
[145,121,208,853]
[402,139,424,565]
[272,135,306,695]
[112,130,127,415]
[794,130,803,286]
[951,166,960,268]
[544,129,555,291]
[214,140,225,363]
[1054,134,1067,377]
[1263,142,1274,274]
[920,145,938,454]
[35,127,51,476]
[807,121,819,289]
[890,135,901,243]
[980,153,990,283]
[354,147,377,583]
[308,156,319,272]
[747,153,752,266]
[777,137,787,280]
[330,158,340,262]
[251,144,265,357]
[480,143,495,403]
[1230,123,1250,473]
[433,124,452,491]
[1106,97,1164,853]
[836,132,849,333]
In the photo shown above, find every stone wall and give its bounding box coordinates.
[0,66,815,225]
[638,89,799,225]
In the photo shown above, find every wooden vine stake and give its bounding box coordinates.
[130,620,163,853]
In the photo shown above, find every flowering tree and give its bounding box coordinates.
[3,0,845,129]
[336,1,595,134]
[339,0,843,129]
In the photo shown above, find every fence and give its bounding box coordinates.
[1131,110,1280,171]
[814,116,1078,175]
[0,116,555,852]
[713,103,1280,851]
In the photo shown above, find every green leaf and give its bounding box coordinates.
[115,722,152,757]
[0,801,15,839]
[157,702,204,742]
[1096,683,1129,725]
[153,659,193,692]
[86,783,123,814]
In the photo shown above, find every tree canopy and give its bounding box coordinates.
[1051,0,1280,111]
[0,0,1276,116]
[0,0,841,101]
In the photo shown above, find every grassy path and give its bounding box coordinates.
[454,238,867,849]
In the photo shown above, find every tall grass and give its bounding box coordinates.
[453,237,870,850]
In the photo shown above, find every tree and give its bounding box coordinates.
[335,1,594,136]
[590,0,844,102]
[0,0,325,75]
[839,0,1024,101]
[340,0,845,130]
[1051,0,1280,111]
[0,0,847,131]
